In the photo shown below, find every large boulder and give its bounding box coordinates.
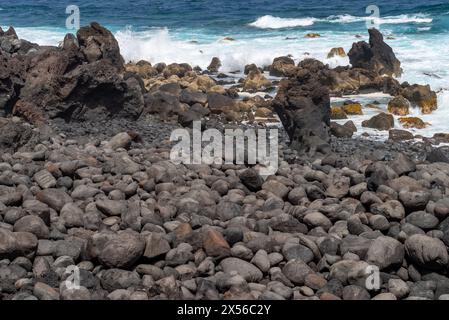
[77,22,124,69]
[242,70,272,92]
[362,112,394,130]
[273,59,331,153]
[348,28,402,77]
[1,23,144,123]
[400,84,437,114]
[269,56,296,77]
[387,96,409,116]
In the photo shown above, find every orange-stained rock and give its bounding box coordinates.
[331,106,348,119]
[398,117,428,129]
[387,96,409,116]
[327,47,346,58]
[342,103,363,115]
[203,228,231,257]
[305,33,321,38]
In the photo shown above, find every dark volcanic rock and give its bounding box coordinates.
[273,59,331,153]
[1,22,144,123]
[362,112,394,131]
[348,28,402,77]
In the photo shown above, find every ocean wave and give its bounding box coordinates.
[326,13,433,24]
[249,13,432,29]
[248,15,317,29]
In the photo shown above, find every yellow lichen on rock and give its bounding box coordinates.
[387,96,410,116]
[305,33,321,38]
[327,47,346,58]
[398,117,429,129]
[331,106,348,119]
[342,103,363,115]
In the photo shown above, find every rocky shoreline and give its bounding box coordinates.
[1,23,449,300]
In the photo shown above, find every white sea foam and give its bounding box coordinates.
[326,13,433,24]
[248,14,433,29]
[248,15,317,29]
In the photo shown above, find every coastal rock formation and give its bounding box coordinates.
[269,56,296,77]
[362,112,394,130]
[327,47,346,58]
[273,59,331,153]
[388,96,410,116]
[0,23,144,123]
[348,28,402,77]
[400,84,437,114]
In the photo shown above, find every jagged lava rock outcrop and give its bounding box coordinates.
[0,23,144,123]
[348,28,402,77]
[273,59,331,153]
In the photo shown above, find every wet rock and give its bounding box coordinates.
[399,117,427,129]
[269,56,295,77]
[400,84,437,114]
[388,129,414,141]
[327,47,346,58]
[387,96,409,116]
[348,28,402,77]
[207,57,221,73]
[330,122,353,138]
[362,112,394,131]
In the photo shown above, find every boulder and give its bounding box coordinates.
[362,112,394,130]
[77,22,124,68]
[398,117,427,129]
[405,234,448,270]
[366,236,404,270]
[327,47,346,58]
[220,258,263,282]
[269,56,295,77]
[387,96,410,116]
[207,57,221,73]
[400,84,437,114]
[388,129,414,141]
[330,122,353,138]
[331,106,348,120]
[98,231,145,269]
[342,103,363,115]
[242,70,272,92]
[207,92,236,113]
